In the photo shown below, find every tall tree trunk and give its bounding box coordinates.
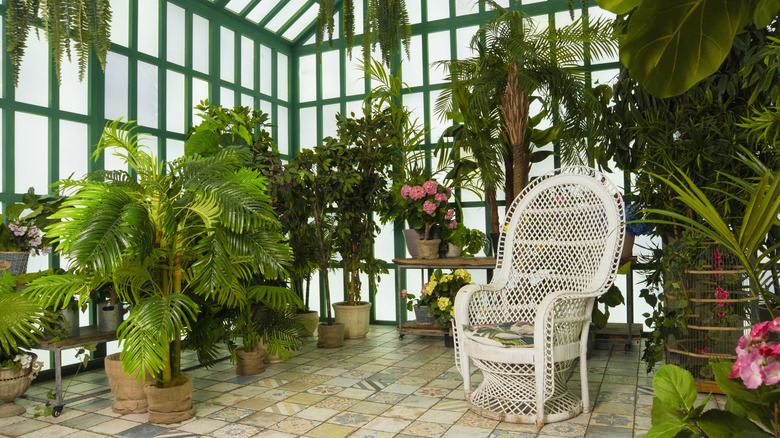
[504,150,514,208]
[487,188,499,234]
[500,63,532,194]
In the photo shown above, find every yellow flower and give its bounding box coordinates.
[454,269,471,283]
[437,296,451,310]
[440,274,453,283]
[424,281,438,295]
[450,309,454,316]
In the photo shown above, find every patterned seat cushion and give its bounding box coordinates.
[463,321,534,348]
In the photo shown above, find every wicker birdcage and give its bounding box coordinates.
[666,243,758,381]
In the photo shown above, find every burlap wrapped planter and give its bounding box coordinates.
[144,373,196,424]
[416,239,441,259]
[317,323,344,348]
[105,353,152,414]
[235,347,264,376]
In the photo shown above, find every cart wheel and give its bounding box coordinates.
[52,406,63,417]
[625,343,631,352]
[399,334,405,340]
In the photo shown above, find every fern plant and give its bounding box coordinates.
[26,120,292,387]
[0,272,52,367]
[317,0,410,67]
[5,0,112,86]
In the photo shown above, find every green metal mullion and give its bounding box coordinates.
[184,8,194,134]
[214,0,230,7]
[234,28,241,107]
[208,16,221,107]
[128,0,139,131]
[315,50,322,148]
[1,11,15,201]
[48,61,59,194]
[239,0,263,16]
[271,49,279,146]
[276,1,316,36]
[292,0,344,47]
[158,0,168,163]
[290,44,301,157]
[257,2,290,28]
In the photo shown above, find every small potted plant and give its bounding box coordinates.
[441,223,490,258]
[0,188,62,275]
[623,201,654,259]
[397,180,457,259]
[401,286,437,326]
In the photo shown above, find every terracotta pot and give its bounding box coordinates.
[144,373,196,424]
[317,323,345,348]
[333,301,372,339]
[235,347,265,375]
[417,239,441,259]
[0,353,42,418]
[292,310,319,337]
[105,353,153,414]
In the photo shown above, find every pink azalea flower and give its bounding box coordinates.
[422,180,438,195]
[768,317,780,332]
[751,321,772,341]
[729,358,742,379]
[444,209,455,221]
[400,185,412,199]
[738,335,750,352]
[27,226,38,238]
[422,200,437,215]
[435,193,448,202]
[763,360,780,385]
[740,353,764,389]
[9,223,26,237]
[409,186,425,200]
[30,237,41,247]
[448,221,457,229]
[421,284,429,296]
[714,267,723,278]
[713,247,722,265]
[42,246,52,255]
[400,289,408,299]
[444,186,452,195]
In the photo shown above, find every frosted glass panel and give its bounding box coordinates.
[138,0,159,56]
[104,52,129,120]
[345,57,364,96]
[192,14,210,74]
[375,269,397,321]
[60,44,88,114]
[455,0,477,16]
[260,101,272,118]
[259,45,272,95]
[59,121,88,181]
[298,55,316,102]
[111,0,130,47]
[166,70,185,133]
[375,222,395,261]
[345,100,362,118]
[167,139,184,161]
[221,87,235,106]
[241,93,254,108]
[428,31,451,84]
[192,77,209,122]
[322,104,339,139]
[16,34,48,107]
[277,53,289,101]
[321,51,341,100]
[592,68,619,86]
[137,61,159,129]
[220,27,235,82]
[404,92,424,123]
[167,3,186,66]
[15,113,48,193]
[299,107,317,150]
[407,0,422,24]
[427,0,449,21]
[403,35,423,88]
[241,36,254,89]
[457,26,478,60]
[277,106,288,156]
[429,90,447,143]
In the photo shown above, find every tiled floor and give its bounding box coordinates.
[2,326,723,437]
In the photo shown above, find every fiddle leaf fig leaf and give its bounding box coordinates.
[644,421,686,438]
[620,0,753,98]
[754,0,780,29]
[594,0,642,15]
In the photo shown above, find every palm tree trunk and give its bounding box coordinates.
[501,63,532,193]
[487,188,499,234]
[504,149,514,208]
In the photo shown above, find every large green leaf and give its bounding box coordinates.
[644,421,687,438]
[620,0,753,98]
[696,409,771,437]
[753,0,780,28]
[651,395,685,424]
[653,364,697,411]
[594,0,642,15]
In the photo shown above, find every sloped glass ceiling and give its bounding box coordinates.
[221,0,321,43]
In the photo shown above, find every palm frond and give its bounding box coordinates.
[0,292,47,357]
[24,274,95,311]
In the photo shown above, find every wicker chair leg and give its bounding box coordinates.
[580,322,591,413]
[535,361,546,426]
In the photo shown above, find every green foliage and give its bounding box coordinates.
[0,188,64,253]
[32,119,291,385]
[441,223,489,257]
[316,0,410,67]
[591,284,624,330]
[647,363,777,437]
[5,0,112,87]
[599,0,780,98]
[0,272,52,362]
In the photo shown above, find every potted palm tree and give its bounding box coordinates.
[0,273,47,417]
[27,120,291,423]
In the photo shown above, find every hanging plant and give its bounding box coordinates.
[317,0,410,67]
[5,0,112,86]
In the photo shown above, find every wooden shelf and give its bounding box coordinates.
[392,257,497,268]
[36,325,117,349]
[399,320,448,334]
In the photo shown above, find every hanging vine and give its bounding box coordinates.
[5,0,112,86]
[317,0,410,67]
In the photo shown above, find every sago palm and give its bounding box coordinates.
[28,120,291,386]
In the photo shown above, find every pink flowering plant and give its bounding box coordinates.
[0,188,62,255]
[396,179,456,239]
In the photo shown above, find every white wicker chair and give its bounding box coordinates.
[453,166,625,426]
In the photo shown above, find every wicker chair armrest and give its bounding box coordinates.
[454,284,483,327]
